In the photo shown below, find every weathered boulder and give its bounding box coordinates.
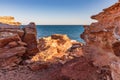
[31,34,72,63]
[0,34,26,68]
[27,34,85,71]
[0,21,41,69]
[23,22,39,56]
[0,23,27,68]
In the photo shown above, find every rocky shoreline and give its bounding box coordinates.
[0,21,84,80]
[0,0,120,80]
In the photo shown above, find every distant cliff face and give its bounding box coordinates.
[0,16,21,26]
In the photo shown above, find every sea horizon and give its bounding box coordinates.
[22,24,85,26]
[36,25,84,42]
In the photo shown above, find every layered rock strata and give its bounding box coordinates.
[0,16,21,26]
[0,22,38,69]
[2,2,120,79]
[0,31,26,68]
[29,34,83,71]
[23,23,39,56]
[81,1,120,80]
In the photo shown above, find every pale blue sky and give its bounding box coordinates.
[0,0,118,25]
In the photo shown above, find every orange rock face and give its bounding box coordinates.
[31,34,72,63]
[81,1,120,80]
[0,16,21,26]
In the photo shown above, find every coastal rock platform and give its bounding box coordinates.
[1,0,120,80]
[0,19,84,80]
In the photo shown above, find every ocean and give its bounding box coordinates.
[36,25,84,42]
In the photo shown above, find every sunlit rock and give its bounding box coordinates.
[0,16,21,26]
[31,34,72,62]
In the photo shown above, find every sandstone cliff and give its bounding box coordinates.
[0,16,21,26]
[81,1,120,80]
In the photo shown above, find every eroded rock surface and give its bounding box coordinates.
[29,34,84,71]
[81,1,120,80]
[31,34,72,62]
[23,22,39,56]
[0,32,26,68]
[1,1,120,79]
[0,22,38,69]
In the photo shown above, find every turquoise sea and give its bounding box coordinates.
[36,25,84,42]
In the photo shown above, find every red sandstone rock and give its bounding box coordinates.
[0,29,24,38]
[81,1,120,80]
[23,22,39,56]
[0,47,26,59]
[0,32,21,48]
[61,57,99,80]
[0,23,24,38]
[7,41,18,48]
[17,41,27,46]
[0,23,20,29]
[112,41,120,56]
[0,22,41,69]
[0,56,22,69]
[0,23,28,69]
[29,62,48,71]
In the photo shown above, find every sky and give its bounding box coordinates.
[0,0,118,25]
